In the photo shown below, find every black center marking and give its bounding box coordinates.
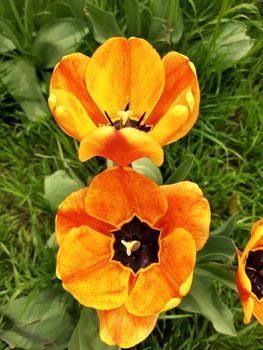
[245,250,263,300]
[112,216,160,273]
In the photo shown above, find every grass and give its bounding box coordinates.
[0,0,263,349]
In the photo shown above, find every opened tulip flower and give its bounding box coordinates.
[56,167,210,348]
[49,37,199,167]
[236,219,263,325]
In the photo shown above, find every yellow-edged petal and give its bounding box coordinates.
[85,167,168,228]
[49,89,97,141]
[78,126,164,166]
[147,51,200,142]
[253,300,263,325]
[244,219,263,253]
[148,105,189,145]
[158,181,211,250]
[98,306,158,348]
[56,187,114,245]
[125,228,196,316]
[236,249,254,324]
[57,225,130,310]
[85,37,165,120]
[50,52,105,125]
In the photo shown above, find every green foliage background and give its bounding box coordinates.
[0,0,263,349]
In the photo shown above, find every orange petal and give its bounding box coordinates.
[158,182,211,250]
[125,228,196,316]
[148,105,189,145]
[49,89,97,140]
[243,219,263,254]
[147,52,200,141]
[57,225,130,309]
[78,126,164,166]
[56,187,114,245]
[161,297,182,312]
[253,300,263,325]
[85,37,164,120]
[50,53,105,125]
[98,306,158,348]
[236,250,254,324]
[85,167,168,228]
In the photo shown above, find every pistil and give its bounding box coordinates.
[117,110,134,127]
[121,240,141,256]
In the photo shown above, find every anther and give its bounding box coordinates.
[121,240,141,256]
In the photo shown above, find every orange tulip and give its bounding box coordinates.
[236,219,263,325]
[49,37,199,167]
[56,167,210,348]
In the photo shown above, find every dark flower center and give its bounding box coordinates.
[111,216,160,273]
[245,250,263,300]
[104,103,151,132]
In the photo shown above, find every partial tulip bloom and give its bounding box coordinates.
[236,219,263,325]
[56,167,210,348]
[49,37,199,167]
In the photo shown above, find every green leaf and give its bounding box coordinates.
[0,59,50,121]
[85,2,122,43]
[165,156,194,184]
[0,17,24,52]
[32,18,89,68]
[148,16,170,44]
[179,275,236,336]
[132,158,163,185]
[69,308,117,350]
[197,235,236,262]
[125,0,141,37]
[210,22,254,70]
[211,212,238,236]
[44,170,84,211]
[0,287,75,349]
[0,33,16,52]
[66,0,86,18]
[151,0,183,43]
[195,262,237,291]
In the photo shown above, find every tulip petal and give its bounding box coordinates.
[50,53,105,125]
[78,126,164,166]
[161,297,182,312]
[236,250,254,324]
[243,220,263,254]
[49,89,97,140]
[98,306,158,348]
[85,37,164,120]
[252,301,263,325]
[147,52,200,141]
[125,228,196,316]
[148,105,189,145]
[56,188,114,245]
[57,225,130,309]
[85,167,167,228]
[158,182,211,250]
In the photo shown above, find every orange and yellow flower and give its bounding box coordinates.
[236,219,263,325]
[56,167,210,348]
[49,37,199,167]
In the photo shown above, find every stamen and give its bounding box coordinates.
[121,240,141,256]
[104,111,114,126]
[136,112,146,127]
[125,103,129,111]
